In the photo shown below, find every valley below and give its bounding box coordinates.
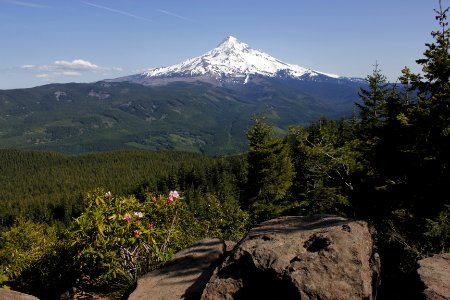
[0,78,362,155]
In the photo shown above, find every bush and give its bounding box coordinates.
[68,189,186,290]
[0,187,250,298]
[186,193,249,241]
[67,188,250,294]
[425,204,450,253]
[0,218,58,285]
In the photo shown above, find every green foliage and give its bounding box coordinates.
[288,118,360,216]
[0,4,449,300]
[0,218,57,281]
[426,205,450,253]
[0,219,77,297]
[0,79,362,156]
[354,63,391,170]
[405,0,450,218]
[246,117,295,204]
[356,62,389,133]
[68,189,186,287]
[0,149,247,228]
[352,1,450,223]
[0,273,8,289]
[185,193,249,241]
[66,188,249,296]
[0,218,76,298]
[349,3,450,297]
[249,201,284,225]
[0,181,249,298]
[11,242,78,299]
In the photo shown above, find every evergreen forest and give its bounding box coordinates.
[1,2,449,299]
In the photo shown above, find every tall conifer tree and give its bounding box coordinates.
[246,118,294,204]
[401,0,450,216]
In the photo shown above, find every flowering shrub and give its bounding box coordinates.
[0,188,249,297]
[68,188,185,287]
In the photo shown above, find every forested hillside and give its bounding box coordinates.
[0,149,246,227]
[0,78,361,155]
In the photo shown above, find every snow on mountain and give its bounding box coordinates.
[141,36,342,81]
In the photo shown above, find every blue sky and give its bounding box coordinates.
[0,0,446,89]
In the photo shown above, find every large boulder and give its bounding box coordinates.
[418,253,450,299]
[201,215,379,300]
[0,288,40,300]
[128,238,226,300]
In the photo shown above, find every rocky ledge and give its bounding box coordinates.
[0,288,40,300]
[128,238,226,300]
[130,215,380,300]
[417,253,450,299]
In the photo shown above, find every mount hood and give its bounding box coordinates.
[112,36,357,85]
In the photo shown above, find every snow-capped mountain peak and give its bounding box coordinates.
[140,36,342,82]
[216,35,248,53]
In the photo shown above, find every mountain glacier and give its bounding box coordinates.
[112,36,357,85]
[143,36,341,79]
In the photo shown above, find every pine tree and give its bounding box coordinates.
[350,2,450,297]
[356,62,389,131]
[355,63,390,170]
[288,118,360,215]
[246,117,294,204]
[406,0,450,216]
[362,0,450,240]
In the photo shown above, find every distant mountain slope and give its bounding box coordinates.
[0,37,365,154]
[0,78,362,154]
[111,36,363,86]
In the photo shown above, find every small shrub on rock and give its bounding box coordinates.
[68,188,186,293]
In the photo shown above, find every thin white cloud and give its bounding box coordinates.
[21,64,50,71]
[157,9,193,22]
[61,71,82,76]
[21,59,122,81]
[54,59,99,71]
[35,71,80,80]
[1,0,47,8]
[83,1,152,21]
[21,59,99,72]
[21,64,36,69]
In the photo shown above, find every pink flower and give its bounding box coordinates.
[134,211,143,219]
[105,191,112,198]
[123,213,131,223]
[166,190,179,204]
[148,223,154,230]
[152,196,157,203]
[133,230,140,238]
[169,191,180,198]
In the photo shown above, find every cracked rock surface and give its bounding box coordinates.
[201,215,379,300]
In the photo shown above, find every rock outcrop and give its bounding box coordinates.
[0,288,40,300]
[201,215,379,300]
[128,238,226,300]
[418,253,450,299]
